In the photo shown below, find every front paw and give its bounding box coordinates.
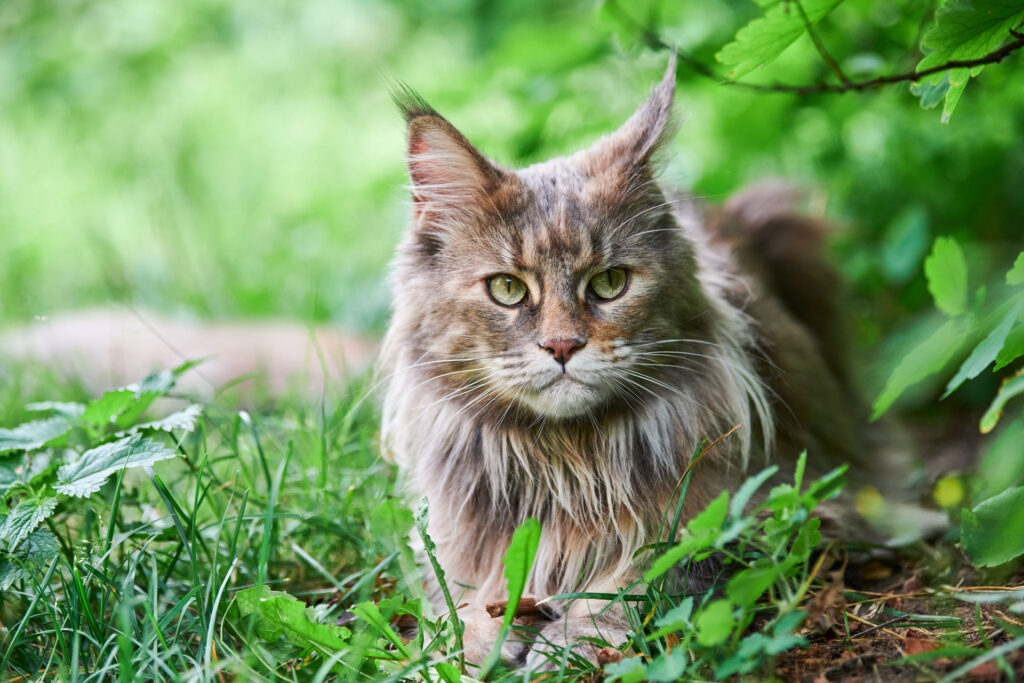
[525,616,629,672]
[460,612,531,668]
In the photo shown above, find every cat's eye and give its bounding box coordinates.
[588,268,629,300]
[487,274,528,307]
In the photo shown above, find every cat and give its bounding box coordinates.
[380,55,891,669]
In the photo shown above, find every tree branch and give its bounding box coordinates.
[604,0,1024,96]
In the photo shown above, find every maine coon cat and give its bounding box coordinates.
[380,57,878,668]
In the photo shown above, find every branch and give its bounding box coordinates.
[604,0,1024,96]
[727,28,1024,95]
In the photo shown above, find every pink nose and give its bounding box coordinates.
[541,338,586,365]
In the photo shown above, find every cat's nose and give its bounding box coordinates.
[540,338,586,366]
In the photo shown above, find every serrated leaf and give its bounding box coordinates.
[55,435,179,497]
[917,0,1024,121]
[1008,252,1024,285]
[0,451,55,495]
[696,598,736,646]
[961,485,1024,566]
[873,318,969,419]
[235,585,351,653]
[925,236,969,316]
[981,368,1024,433]
[0,497,58,550]
[117,404,203,436]
[716,0,845,79]
[918,0,1024,85]
[0,417,72,454]
[26,401,86,420]
[81,389,137,427]
[946,302,1023,396]
[0,528,60,590]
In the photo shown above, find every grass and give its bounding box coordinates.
[2,362,1022,682]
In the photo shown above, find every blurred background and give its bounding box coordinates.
[0,0,1022,407]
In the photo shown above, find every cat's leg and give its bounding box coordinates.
[457,596,533,667]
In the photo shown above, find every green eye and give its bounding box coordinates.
[487,274,528,306]
[588,268,628,300]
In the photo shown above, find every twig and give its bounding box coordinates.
[604,0,1024,96]
[793,0,850,84]
[844,612,905,639]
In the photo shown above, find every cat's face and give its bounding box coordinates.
[392,59,707,419]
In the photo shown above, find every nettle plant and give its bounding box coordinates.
[598,452,845,682]
[874,241,1024,568]
[0,362,201,590]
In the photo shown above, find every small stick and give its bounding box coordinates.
[485,597,542,619]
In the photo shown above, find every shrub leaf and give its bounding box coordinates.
[55,435,179,497]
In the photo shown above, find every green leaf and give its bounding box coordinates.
[55,435,180,497]
[981,368,1024,433]
[0,498,58,550]
[1008,252,1024,285]
[350,601,410,658]
[26,401,86,420]
[881,206,930,283]
[80,389,138,427]
[645,647,689,681]
[695,598,735,647]
[0,451,55,495]
[917,0,1024,121]
[726,565,780,608]
[646,597,695,640]
[234,585,351,653]
[961,485,1024,566]
[946,302,1023,396]
[0,417,72,454]
[730,465,778,518]
[502,518,541,630]
[911,76,951,110]
[716,0,845,79]
[689,490,729,532]
[0,528,60,590]
[605,656,647,683]
[117,404,204,436]
[925,236,968,316]
[994,325,1024,370]
[873,318,969,419]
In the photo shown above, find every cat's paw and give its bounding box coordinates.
[524,617,629,672]
[459,612,530,668]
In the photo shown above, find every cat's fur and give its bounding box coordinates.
[380,58,879,668]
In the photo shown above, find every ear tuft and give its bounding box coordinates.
[390,81,439,124]
[576,54,678,180]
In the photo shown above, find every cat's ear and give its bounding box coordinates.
[393,86,505,228]
[576,54,677,181]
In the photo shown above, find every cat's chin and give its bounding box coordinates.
[518,376,605,419]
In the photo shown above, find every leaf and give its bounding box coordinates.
[605,656,647,683]
[961,485,1024,566]
[55,435,180,497]
[726,565,780,608]
[695,598,735,647]
[25,401,86,420]
[0,528,60,590]
[80,389,138,427]
[644,647,689,682]
[911,76,951,110]
[1008,252,1024,285]
[881,206,930,283]
[980,368,1024,433]
[646,597,695,640]
[235,585,351,653]
[730,465,778,518]
[916,0,1024,121]
[502,518,541,630]
[350,601,409,658]
[0,498,58,550]
[925,236,968,316]
[994,325,1024,370]
[0,417,72,454]
[716,0,845,79]
[0,451,54,495]
[116,404,204,436]
[945,301,1023,396]
[689,490,729,532]
[873,318,969,419]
